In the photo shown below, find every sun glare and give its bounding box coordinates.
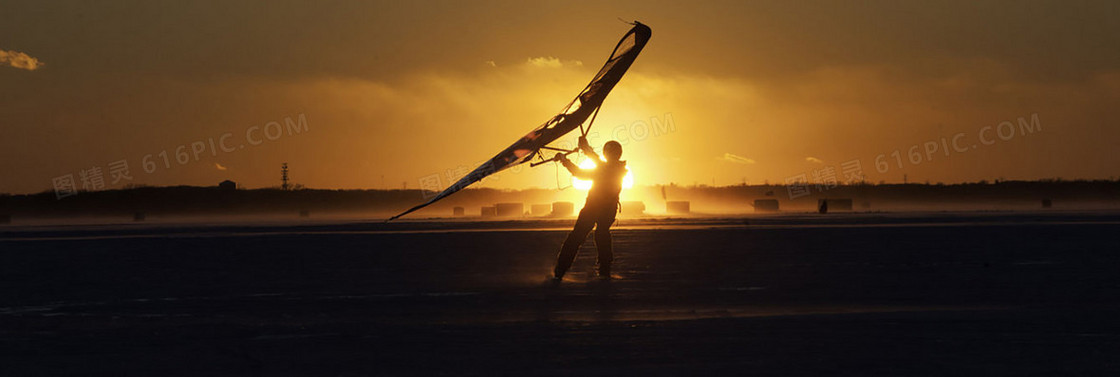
[572,159,634,190]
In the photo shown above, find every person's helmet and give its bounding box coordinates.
[603,140,623,161]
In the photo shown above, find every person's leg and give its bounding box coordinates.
[554,209,596,279]
[593,207,617,278]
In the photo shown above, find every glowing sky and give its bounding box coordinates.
[3,0,1119,194]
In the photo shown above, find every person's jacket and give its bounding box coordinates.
[562,157,627,208]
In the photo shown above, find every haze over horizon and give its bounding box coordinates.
[3,0,1119,195]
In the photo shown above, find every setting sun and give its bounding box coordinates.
[572,158,634,190]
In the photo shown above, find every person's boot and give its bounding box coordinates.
[553,266,566,281]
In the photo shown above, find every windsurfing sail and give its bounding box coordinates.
[389,22,651,221]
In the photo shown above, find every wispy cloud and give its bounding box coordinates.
[0,49,44,71]
[215,163,227,171]
[805,156,823,164]
[526,56,582,68]
[718,153,755,164]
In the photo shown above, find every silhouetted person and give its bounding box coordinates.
[553,136,627,280]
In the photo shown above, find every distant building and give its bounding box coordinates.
[218,180,236,191]
[818,199,853,212]
[453,206,465,216]
[530,204,551,216]
[621,201,645,216]
[754,199,780,212]
[552,202,575,216]
[666,201,690,214]
[495,203,524,217]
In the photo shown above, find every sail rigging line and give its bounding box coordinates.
[581,105,601,138]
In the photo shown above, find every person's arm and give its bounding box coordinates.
[558,153,593,179]
[578,136,602,162]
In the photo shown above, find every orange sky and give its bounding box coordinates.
[2,0,1119,194]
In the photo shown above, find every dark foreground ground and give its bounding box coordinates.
[3,212,1120,376]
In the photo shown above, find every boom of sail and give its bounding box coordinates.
[389,22,651,221]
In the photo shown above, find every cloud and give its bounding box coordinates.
[0,49,44,70]
[215,163,227,171]
[485,60,496,67]
[718,153,756,165]
[805,157,823,164]
[526,56,582,68]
